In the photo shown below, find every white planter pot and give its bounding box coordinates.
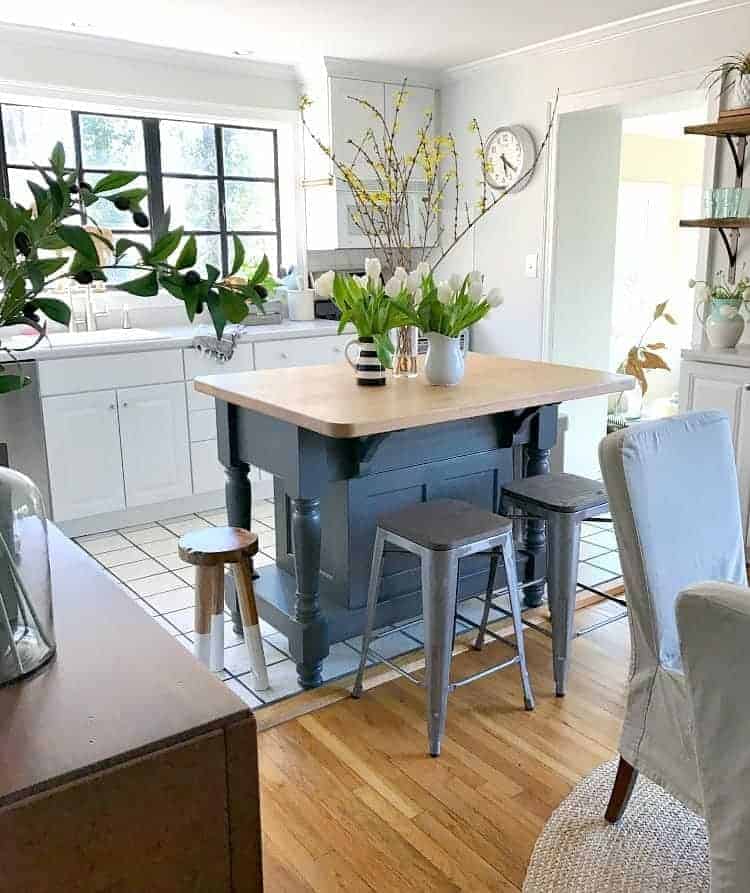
[731,74,750,110]
[424,332,465,386]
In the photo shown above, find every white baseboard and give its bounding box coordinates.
[58,478,275,537]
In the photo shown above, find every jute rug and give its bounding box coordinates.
[523,760,709,892]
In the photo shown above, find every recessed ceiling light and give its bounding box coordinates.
[232,49,255,56]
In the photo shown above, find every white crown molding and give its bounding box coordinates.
[323,57,441,88]
[441,0,750,83]
[0,22,299,83]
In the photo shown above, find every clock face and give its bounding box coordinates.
[485,126,535,192]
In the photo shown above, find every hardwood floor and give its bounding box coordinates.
[258,601,630,892]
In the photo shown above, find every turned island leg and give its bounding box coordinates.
[523,407,558,608]
[290,496,328,689]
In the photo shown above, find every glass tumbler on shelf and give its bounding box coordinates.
[702,188,716,219]
[738,188,750,219]
[0,467,55,686]
[392,325,419,378]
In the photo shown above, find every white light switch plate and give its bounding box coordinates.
[525,253,539,278]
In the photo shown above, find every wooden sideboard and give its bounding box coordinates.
[0,526,263,892]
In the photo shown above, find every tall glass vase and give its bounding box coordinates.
[0,467,55,685]
[392,325,419,379]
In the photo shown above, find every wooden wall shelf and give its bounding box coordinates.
[680,218,750,229]
[685,117,750,138]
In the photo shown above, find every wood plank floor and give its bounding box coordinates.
[258,601,630,892]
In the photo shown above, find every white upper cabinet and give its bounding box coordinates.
[330,77,385,182]
[43,390,125,521]
[118,382,192,508]
[385,84,436,182]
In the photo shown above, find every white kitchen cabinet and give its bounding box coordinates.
[43,391,125,520]
[117,383,192,508]
[253,334,350,370]
[680,359,750,552]
[330,77,385,181]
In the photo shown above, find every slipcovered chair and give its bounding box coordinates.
[677,582,750,892]
[598,410,747,822]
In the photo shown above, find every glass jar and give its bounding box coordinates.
[392,325,419,378]
[0,467,55,685]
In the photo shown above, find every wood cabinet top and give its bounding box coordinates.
[0,527,249,807]
[195,353,633,438]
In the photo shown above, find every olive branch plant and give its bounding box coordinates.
[299,81,557,279]
[0,142,275,393]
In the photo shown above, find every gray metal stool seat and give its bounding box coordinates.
[479,472,622,698]
[352,498,534,757]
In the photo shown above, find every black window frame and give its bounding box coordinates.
[0,103,282,277]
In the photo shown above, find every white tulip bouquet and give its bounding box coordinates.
[402,270,503,339]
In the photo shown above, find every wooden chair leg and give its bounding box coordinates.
[209,565,225,673]
[233,557,269,691]
[605,756,639,823]
[194,566,215,668]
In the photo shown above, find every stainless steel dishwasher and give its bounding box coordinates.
[0,360,51,514]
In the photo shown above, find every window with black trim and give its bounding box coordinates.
[0,103,282,281]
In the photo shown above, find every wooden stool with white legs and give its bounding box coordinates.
[178,527,269,690]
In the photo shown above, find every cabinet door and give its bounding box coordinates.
[43,391,125,521]
[118,383,191,507]
[330,77,385,181]
[384,84,436,181]
[736,387,750,554]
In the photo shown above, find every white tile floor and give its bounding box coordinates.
[75,502,624,708]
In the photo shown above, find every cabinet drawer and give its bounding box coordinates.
[183,344,254,380]
[189,409,217,442]
[39,350,184,396]
[253,335,350,370]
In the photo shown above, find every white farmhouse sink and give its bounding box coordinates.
[43,328,164,346]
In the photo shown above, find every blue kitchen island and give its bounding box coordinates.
[196,353,631,688]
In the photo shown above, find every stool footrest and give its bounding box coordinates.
[451,655,520,690]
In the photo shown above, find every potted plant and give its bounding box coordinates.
[704,51,750,110]
[615,300,677,419]
[691,271,750,348]
[0,142,272,394]
[315,257,411,386]
[403,270,503,386]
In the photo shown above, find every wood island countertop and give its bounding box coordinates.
[195,352,633,438]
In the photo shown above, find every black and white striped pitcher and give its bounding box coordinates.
[344,337,387,386]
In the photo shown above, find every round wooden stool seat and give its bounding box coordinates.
[178,527,259,566]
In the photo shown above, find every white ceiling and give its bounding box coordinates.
[0,1,708,70]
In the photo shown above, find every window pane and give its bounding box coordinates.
[191,235,222,275]
[8,168,48,209]
[162,177,219,230]
[228,235,278,275]
[160,120,217,175]
[86,173,149,229]
[225,181,276,231]
[222,128,275,178]
[107,233,151,285]
[80,114,145,170]
[2,105,75,166]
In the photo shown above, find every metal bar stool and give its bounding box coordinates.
[476,472,625,697]
[352,499,534,757]
[178,526,269,690]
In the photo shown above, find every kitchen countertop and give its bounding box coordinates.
[682,345,750,368]
[1,319,348,361]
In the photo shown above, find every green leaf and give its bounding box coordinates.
[35,297,72,325]
[115,237,148,260]
[146,226,184,264]
[50,142,65,174]
[230,233,245,276]
[205,294,227,340]
[174,235,197,270]
[27,181,49,214]
[116,270,158,297]
[56,225,98,264]
[93,171,140,193]
[0,374,28,393]
[105,187,148,206]
[218,287,249,323]
[37,233,67,251]
[205,264,221,289]
[249,254,269,285]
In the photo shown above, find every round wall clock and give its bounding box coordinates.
[485,125,537,192]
